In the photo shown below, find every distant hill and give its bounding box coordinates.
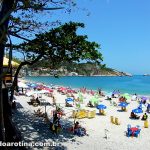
[26,61,132,76]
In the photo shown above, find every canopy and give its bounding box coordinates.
[96,104,107,109]
[132,108,143,114]
[118,102,128,107]
[3,57,19,67]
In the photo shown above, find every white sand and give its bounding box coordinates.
[12,89,150,150]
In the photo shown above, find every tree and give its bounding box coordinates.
[13,22,103,91]
[0,0,80,142]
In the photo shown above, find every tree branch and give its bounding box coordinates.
[9,32,31,42]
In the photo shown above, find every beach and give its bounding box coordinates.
[11,79,150,150]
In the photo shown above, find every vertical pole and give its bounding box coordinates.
[45,104,46,117]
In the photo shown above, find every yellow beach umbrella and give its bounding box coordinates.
[3,57,19,67]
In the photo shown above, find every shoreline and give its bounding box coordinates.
[21,77,150,97]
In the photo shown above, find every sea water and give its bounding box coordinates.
[25,75,150,95]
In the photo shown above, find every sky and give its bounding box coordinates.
[12,0,150,74]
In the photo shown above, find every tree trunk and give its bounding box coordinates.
[10,54,43,101]
[0,0,15,141]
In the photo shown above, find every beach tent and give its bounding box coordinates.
[3,57,19,67]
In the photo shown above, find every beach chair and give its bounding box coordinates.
[87,110,96,119]
[134,129,141,137]
[110,116,115,124]
[115,117,121,125]
[77,110,87,119]
[144,120,149,128]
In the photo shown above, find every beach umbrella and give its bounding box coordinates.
[118,102,128,107]
[96,104,107,109]
[66,97,74,102]
[38,90,50,94]
[90,97,99,105]
[94,93,100,99]
[18,82,29,88]
[132,108,143,114]
[141,96,148,101]
[112,90,120,95]
[131,95,137,101]
[121,93,131,100]
[26,91,35,96]
[30,83,38,88]
[78,92,84,102]
[47,88,53,92]
[138,103,146,109]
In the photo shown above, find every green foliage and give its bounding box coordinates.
[9,0,77,39]
[15,22,103,69]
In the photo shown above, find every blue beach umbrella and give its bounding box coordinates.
[118,102,128,107]
[97,104,107,110]
[30,83,38,88]
[65,97,74,102]
[132,108,143,114]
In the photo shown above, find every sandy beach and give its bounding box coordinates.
[11,80,150,150]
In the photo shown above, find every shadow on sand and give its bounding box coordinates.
[12,108,82,150]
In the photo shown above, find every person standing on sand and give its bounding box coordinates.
[52,96,56,106]
[52,113,60,134]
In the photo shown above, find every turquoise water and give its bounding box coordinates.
[25,75,150,95]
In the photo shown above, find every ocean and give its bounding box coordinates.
[25,75,150,95]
